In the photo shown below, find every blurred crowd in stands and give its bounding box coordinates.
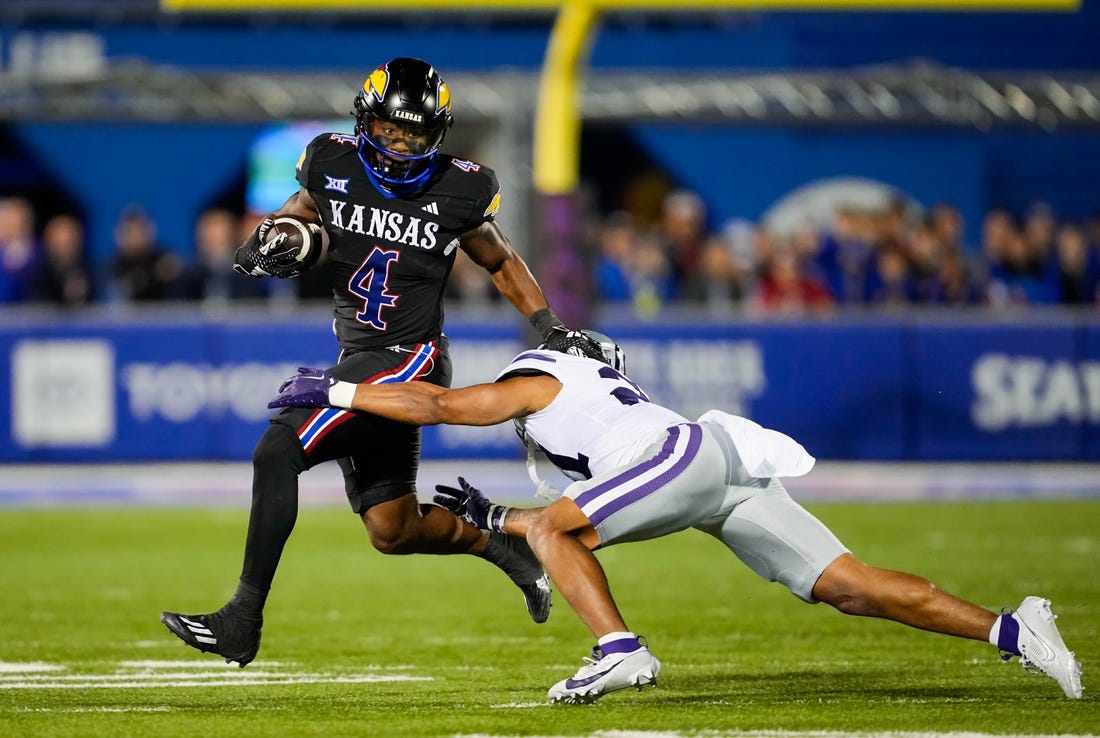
[0,199,283,309]
[1,189,1098,315]
[586,189,1100,316]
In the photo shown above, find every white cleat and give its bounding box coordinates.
[1009,596,1083,699]
[548,644,661,705]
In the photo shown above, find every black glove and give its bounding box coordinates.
[541,329,605,361]
[233,217,307,279]
[432,476,509,532]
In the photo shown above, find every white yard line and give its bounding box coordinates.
[0,662,63,673]
[118,660,286,669]
[0,660,431,690]
[0,675,431,689]
[15,706,173,713]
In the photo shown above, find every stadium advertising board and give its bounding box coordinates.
[3,315,1098,463]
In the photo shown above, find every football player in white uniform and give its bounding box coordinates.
[269,330,1083,704]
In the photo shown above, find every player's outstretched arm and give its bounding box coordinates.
[268,367,561,428]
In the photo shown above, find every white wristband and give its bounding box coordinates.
[328,380,357,409]
[488,505,510,532]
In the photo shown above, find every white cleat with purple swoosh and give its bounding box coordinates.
[548,640,661,705]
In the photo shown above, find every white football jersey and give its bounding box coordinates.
[496,349,688,480]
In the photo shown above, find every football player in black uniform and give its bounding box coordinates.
[161,57,567,666]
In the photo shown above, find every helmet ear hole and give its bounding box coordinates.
[351,95,368,135]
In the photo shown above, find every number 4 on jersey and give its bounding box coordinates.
[349,247,400,330]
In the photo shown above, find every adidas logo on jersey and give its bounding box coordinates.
[421,202,439,215]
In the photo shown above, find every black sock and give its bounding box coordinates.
[226,580,268,619]
[237,423,308,611]
[481,530,542,586]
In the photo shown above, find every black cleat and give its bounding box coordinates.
[520,574,553,624]
[485,531,553,623]
[160,608,262,668]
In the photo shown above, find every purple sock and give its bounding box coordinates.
[598,636,641,655]
[996,614,1021,656]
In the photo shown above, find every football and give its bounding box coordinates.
[261,215,327,275]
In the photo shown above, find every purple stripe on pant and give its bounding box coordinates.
[574,424,703,528]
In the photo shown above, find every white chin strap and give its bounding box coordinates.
[523,440,562,502]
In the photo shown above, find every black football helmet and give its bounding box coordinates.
[352,57,454,193]
[541,329,627,374]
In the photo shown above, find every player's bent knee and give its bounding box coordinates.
[361,513,417,555]
[525,509,569,554]
[252,423,307,473]
[361,501,421,556]
[366,527,414,555]
[524,512,553,550]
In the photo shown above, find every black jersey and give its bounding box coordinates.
[296,132,502,351]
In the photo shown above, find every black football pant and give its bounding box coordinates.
[239,338,451,594]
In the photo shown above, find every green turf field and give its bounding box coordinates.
[1,500,1096,737]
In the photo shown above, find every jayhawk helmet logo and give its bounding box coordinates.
[436,79,452,117]
[365,66,389,103]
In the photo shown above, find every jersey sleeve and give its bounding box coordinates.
[495,350,562,383]
[294,133,334,190]
[468,165,502,229]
